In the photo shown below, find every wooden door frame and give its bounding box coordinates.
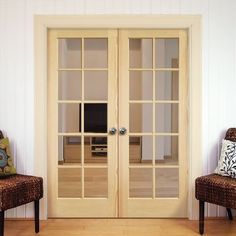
[34,15,202,220]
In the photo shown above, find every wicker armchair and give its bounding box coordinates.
[0,131,43,236]
[195,128,236,235]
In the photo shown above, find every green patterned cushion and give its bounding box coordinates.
[0,138,16,178]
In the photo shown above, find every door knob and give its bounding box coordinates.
[109,127,117,135]
[119,127,127,135]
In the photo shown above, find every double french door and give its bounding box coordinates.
[47,29,188,218]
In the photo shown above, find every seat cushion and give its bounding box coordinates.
[196,174,236,209]
[0,174,43,211]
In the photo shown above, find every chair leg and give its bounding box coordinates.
[226,208,233,220]
[199,200,204,235]
[34,200,40,233]
[0,211,4,236]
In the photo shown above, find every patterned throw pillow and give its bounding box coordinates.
[215,139,236,178]
[0,137,16,178]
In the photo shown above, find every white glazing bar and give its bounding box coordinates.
[58,165,82,168]
[58,132,82,136]
[128,165,154,168]
[152,37,156,199]
[128,132,153,136]
[155,100,179,104]
[83,133,108,136]
[81,37,85,198]
[155,133,179,136]
[58,100,82,103]
[129,100,179,104]
[129,132,179,136]
[58,68,108,71]
[83,100,108,104]
[58,68,83,71]
[128,68,179,71]
[154,165,179,168]
[155,68,179,71]
[129,68,153,71]
[129,100,153,103]
[83,165,108,168]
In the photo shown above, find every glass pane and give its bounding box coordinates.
[129,71,153,100]
[129,168,152,198]
[84,71,108,100]
[129,136,153,164]
[155,168,179,198]
[84,104,107,133]
[155,38,179,68]
[59,39,81,68]
[58,104,81,133]
[129,103,152,133]
[84,136,107,164]
[59,71,82,100]
[155,71,179,100]
[58,136,81,165]
[155,104,178,133]
[129,39,152,68]
[155,136,178,165]
[58,168,81,198]
[84,168,108,198]
[84,38,108,68]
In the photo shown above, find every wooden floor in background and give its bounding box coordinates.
[5,218,236,236]
[58,167,179,198]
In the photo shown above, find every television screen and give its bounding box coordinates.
[84,104,107,133]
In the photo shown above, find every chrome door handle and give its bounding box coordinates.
[119,127,127,135]
[109,127,117,135]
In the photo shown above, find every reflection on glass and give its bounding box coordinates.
[129,136,153,164]
[129,39,152,68]
[155,71,179,100]
[84,71,108,100]
[58,104,81,133]
[129,71,153,100]
[59,71,82,100]
[129,103,152,133]
[155,136,178,165]
[155,38,179,68]
[58,136,81,165]
[59,39,82,68]
[84,104,107,133]
[58,168,81,198]
[155,168,179,198]
[155,104,178,133]
[84,38,108,68]
[129,168,152,198]
[84,168,108,198]
[84,136,107,164]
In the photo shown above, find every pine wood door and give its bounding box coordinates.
[119,29,188,217]
[48,29,118,217]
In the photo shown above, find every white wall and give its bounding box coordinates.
[0,0,236,218]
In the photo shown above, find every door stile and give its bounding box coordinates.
[118,30,129,217]
[108,30,119,217]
